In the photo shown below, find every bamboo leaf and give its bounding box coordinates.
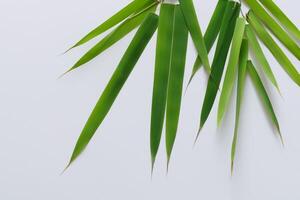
[244,0,300,60]
[258,0,300,41]
[189,0,229,84]
[245,24,280,93]
[247,11,300,86]
[218,17,246,126]
[64,3,158,74]
[178,0,211,73]
[67,0,155,51]
[198,2,240,137]
[166,6,188,166]
[247,61,284,144]
[231,39,248,173]
[67,13,159,167]
[151,4,175,169]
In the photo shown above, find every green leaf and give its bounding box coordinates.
[218,17,246,126]
[150,4,176,169]
[244,0,300,60]
[198,2,240,137]
[67,0,155,51]
[67,13,159,167]
[178,0,211,73]
[188,0,229,84]
[231,39,248,174]
[247,11,300,86]
[166,6,188,166]
[64,3,158,74]
[245,24,280,93]
[258,0,300,41]
[247,61,284,144]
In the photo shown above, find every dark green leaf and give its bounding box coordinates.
[64,3,158,74]
[247,61,283,144]
[247,61,284,144]
[151,4,176,169]
[67,0,155,51]
[166,6,188,166]
[188,0,229,84]
[178,0,211,73]
[67,13,159,167]
[198,2,240,138]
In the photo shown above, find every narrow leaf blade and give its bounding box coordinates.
[68,0,155,50]
[247,61,283,144]
[247,11,300,86]
[231,39,248,173]
[178,0,211,73]
[189,0,229,83]
[244,0,300,60]
[65,4,158,74]
[218,17,246,126]
[258,0,300,41]
[245,24,280,93]
[166,6,188,166]
[68,13,159,167]
[151,4,176,168]
[199,2,240,134]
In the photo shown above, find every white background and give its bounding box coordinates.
[0,0,299,199]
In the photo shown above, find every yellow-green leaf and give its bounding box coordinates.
[231,39,248,174]
[244,0,300,60]
[245,24,280,93]
[198,2,240,137]
[247,11,300,86]
[218,17,246,126]
[258,0,300,41]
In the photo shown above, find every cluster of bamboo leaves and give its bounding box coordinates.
[64,0,300,173]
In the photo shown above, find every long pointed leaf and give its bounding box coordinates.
[258,0,300,41]
[247,11,300,86]
[244,0,300,60]
[189,0,229,83]
[247,61,283,144]
[198,2,240,135]
[218,17,246,126]
[166,6,188,166]
[151,4,175,168]
[231,39,248,173]
[65,3,158,74]
[68,13,159,167]
[245,24,280,93]
[68,0,155,50]
[178,0,211,73]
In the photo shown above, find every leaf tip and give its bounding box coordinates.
[278,130,285,147]
[166,157,171,175]
[230,160,234,176]
[57,69,71,79]
[217,112,223,128]
[194,126,203,146]
[151,154,156,176]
